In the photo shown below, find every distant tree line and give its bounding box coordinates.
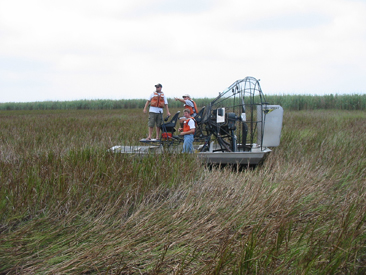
[1,94,365,111]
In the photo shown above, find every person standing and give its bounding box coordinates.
[179,109,196,153]
[174,94,198,117]
[143,83,171,140]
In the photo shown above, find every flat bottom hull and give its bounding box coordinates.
[197,148,271,165]
[109,145,271,165]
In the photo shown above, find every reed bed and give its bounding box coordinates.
[0,108,365,274]
[1,94,366,111]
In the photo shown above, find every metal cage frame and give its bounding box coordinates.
[199,76,268,152]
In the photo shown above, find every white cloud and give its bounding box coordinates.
[0,0,366,102]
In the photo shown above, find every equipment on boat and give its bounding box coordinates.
[110,77,283,166]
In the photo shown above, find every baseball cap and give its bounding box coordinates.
[182,94,190,98]
[155,83,162,88]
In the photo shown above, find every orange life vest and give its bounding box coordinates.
[183,117,195,132]
[184,100,198,116]
[150,92,165,108]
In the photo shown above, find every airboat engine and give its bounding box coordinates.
[196,76,284,165]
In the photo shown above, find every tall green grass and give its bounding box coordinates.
[266,94,366,110]
[0,109,365,273]
[1,94,365,111]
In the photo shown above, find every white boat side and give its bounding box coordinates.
[109,145,271,165]
[197,147,271,165]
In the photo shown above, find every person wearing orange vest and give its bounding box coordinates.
[175,94,199,128]
[178,109,196,153]
[174,94,198,117]
[143,83,171,140]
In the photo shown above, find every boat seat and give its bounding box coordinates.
[160,111,180,133]
[194,106,205,124]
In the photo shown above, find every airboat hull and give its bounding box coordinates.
[197,148,271,165]
[109,145,164,154]
[109,145,271,165]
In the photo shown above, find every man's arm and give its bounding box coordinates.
[174,97,186,104]
[180,128,195,135]
[143,101,150,113]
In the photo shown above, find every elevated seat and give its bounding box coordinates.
[160,111,180,134]
[194,106,205,124]
[193,106,209,141]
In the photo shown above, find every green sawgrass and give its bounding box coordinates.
[0,109,365,273]
[1,94,366,110]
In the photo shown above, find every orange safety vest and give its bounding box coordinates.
[184,100,198,116]
[183,117,195,132]
[150,92,165,108]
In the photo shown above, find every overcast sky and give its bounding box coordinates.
[1,0,366,103]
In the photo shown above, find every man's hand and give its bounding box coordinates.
[143,109,147,113]
[167,112,171,116]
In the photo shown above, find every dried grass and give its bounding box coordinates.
[0,109,365,274]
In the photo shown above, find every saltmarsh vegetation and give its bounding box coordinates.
[0,108,365,274]
[1,94,366,111]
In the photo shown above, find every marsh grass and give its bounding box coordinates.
[0,109,365,274]
[1,94,366,111]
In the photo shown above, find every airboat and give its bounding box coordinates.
[110,76,283,166]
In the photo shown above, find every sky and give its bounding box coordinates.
[1,0,366,103]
